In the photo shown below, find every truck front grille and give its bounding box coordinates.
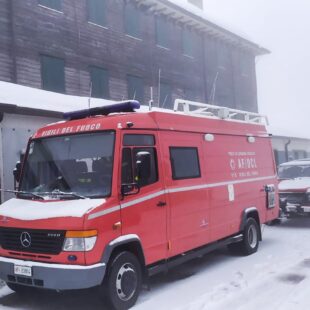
[279,193,306,205]
[0,228,65,255]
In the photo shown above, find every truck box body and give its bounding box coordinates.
[0,102,279,307]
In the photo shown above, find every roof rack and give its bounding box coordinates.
[173,99,269,125]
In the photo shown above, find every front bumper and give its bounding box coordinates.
[0,257,106,290]
[284,204,310,215]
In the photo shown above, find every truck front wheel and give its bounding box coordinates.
[102,251,142,310]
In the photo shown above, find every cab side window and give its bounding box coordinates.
[121,148,133,184]
[121,134,158,188]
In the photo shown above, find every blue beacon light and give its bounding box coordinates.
[63,100,140,120]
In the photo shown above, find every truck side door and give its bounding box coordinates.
[120,132,168,265]
[161,131,210,257]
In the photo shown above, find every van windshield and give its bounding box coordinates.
[19,131,115,199]
[278,164,310,179]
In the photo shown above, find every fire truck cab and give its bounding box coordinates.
[0,100,279,309]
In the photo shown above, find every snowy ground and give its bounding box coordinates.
[0,218,309,310]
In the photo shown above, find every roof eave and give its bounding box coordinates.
[134,0,269,56]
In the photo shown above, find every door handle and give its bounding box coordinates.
[157,201,167,207]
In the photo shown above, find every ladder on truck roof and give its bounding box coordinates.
[173,99,269,125]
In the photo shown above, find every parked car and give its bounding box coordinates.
[278,159,310,217]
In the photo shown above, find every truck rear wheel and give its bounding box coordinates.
[228,217,260,256]
[102,251,142,310]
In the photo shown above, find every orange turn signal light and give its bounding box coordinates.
[65,230,97,238]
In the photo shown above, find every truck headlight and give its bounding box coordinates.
[63,230,97,252]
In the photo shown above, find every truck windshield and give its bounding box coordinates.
[19,131,115,199]
[278,165,310,179]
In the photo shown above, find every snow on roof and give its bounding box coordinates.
[3,81,306,140]
[0,81,114,114]
[279,159,310,167]
[164,0,267,53]
[267,123,310,140]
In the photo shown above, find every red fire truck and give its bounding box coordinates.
[0,100,278,309]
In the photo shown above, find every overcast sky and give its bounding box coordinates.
[203,0,310,138]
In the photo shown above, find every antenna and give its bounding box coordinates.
[158,68,161,107]
[149,86,154,111]
[209,71,219,103]
[162,95,168,109]
[88,81,93,110]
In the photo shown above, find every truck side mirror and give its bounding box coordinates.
[121,183,140,197]
[135,151,151,184]
[13,161,22,183]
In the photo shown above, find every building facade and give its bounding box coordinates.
[272,136,310,166]
[0,0,268,111]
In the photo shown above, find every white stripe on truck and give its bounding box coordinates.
[88,175,276,220]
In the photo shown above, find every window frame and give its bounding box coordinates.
[121,134,158,188]
[20,130,116,199]
[124,2,141,39]
[89,66,110,99]
[155,15,170,49]
[87,0,107,27]
[169,146,201,180]
[123,134,155,147]
[121,146,159,188]
[127,75,145,104]
[38,0,62,12]
[40,54,66,94]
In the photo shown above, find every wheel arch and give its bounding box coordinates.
[102,234,147,280]
[240,207,262,241]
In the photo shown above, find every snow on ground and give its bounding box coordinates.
[0,218,309,309]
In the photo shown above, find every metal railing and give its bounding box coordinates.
[173,99,269,125]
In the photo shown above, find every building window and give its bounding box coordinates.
[127,75,144,103]
[124,3,141,38]
[87,0,106,26]
[188,0,203,9]
[240,53,252,78]
[41,55,65,93]
[159,82,172,109]
[155,16,170,48]
[182,28,199,57]
[170,147,201,180]
[39,0,62,11]
[90,66,109,99]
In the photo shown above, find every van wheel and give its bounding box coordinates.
[102,251,142,310]
[228,218,259,256]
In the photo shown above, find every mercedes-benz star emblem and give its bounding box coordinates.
[20,232,31,248]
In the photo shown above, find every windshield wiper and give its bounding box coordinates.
[40,190,87,199]
[0,189,45,200]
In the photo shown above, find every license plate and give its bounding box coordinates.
[14,265,32,277]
